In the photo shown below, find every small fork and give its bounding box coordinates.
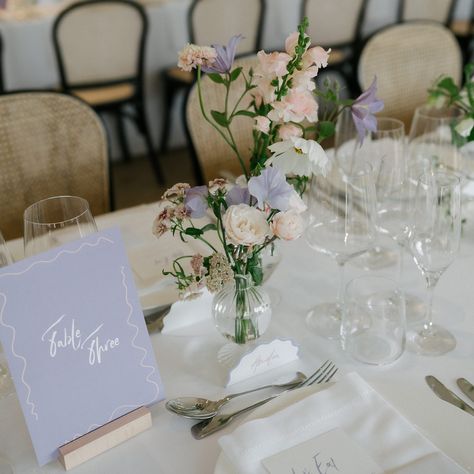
[191,360,338,439]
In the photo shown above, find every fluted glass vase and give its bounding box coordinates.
[212,274,272,344]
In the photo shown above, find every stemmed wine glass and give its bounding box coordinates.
[305,162,377,339]
[23,195,98,257]
[408,105,464,176]
[407,170,461,355]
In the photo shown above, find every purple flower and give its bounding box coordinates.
[184,185,208,218]
[202,35,243,74]
[248,167,293,211]
[351,77,384,143]
[226,185,251,206]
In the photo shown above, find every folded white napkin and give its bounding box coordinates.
[218,372,466,474]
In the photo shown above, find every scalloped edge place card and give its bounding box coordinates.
[222,339,299,387]
[0,228,164,466]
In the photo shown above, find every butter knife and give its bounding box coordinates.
[425,376,474,416]
[457,378,474,403]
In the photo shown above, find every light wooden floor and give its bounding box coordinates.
[112,147,197,210]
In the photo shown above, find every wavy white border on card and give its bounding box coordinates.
[0,236,115,422]
[68,265,161,441]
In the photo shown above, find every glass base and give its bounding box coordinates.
[407,323,456,356]
[350,246,398,271]
[306,303,341,340]
[347,333,404,366]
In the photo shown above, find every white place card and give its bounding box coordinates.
[262,428,383,474]
[222,339,299,386]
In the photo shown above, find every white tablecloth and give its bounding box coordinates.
[1,201,474,473]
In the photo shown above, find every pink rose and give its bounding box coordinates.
[303,46,331,69]
[254,116,271,134]
[278,123,303,140]
[270,210,304,240]
[285,32,299,55]
[223,204,270,246]
[256,50,291,77]
[177,44,217,72]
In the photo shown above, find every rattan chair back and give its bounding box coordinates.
[303,0,367,47]
[399,0,455,24]
[358,22,462,129]
[186,56,258,183]
[53,0,146,88]
[190,0,265,53]
[0,92,109,239]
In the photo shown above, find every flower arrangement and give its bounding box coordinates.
[428,63,474,143]
[153,19,382,343]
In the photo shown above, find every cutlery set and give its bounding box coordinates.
[166,360,338,439]
[426,375,474,416]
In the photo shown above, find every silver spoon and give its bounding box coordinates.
[166,371,307,420]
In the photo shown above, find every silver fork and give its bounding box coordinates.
[191,360,338,439]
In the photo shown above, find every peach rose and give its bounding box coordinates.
[223,204,270,246]
[270,210,304,240]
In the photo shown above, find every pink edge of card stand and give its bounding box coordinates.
[58,406,152,471]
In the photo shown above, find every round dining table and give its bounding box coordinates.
[1,200,474,473]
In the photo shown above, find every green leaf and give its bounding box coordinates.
[207,73,225,84]
[318,121,336,141]
[437,77,459,96]
[230,67,242,82]
[234,110,256,118]
[210,110,229,127]
[201,223,217,233]
[184,227,203,237]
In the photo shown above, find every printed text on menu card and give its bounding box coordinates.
[262,428,382,474]
[0,228,164,466]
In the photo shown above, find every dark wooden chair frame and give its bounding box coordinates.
[160,0,266,169]
[52,0,164,184]
[301,0,369,96]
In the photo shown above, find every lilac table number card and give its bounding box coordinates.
[0,228,164,466]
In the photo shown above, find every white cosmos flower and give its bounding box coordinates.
[267,137,331,177]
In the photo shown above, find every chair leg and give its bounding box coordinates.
[115,111,132,162]
[160,73,175,154]
[136,103,165,185]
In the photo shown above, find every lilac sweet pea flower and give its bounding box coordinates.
[184,185,208,218]
[248,167,293,211]
[226,184,251,206]
[202,34,243,74]
[351,77,384,143]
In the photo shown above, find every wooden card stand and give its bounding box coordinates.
[58,407,151,470]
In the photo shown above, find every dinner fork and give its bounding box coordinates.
[191,360,338,439]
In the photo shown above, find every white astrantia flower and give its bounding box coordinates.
[455,117,474,138]
[267,137,331,177]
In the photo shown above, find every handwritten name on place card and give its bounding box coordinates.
[262,428,382,474]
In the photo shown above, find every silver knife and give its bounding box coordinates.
[457,378,474,403]
[425,376,474,416]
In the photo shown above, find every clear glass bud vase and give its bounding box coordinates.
[212,274,272,344]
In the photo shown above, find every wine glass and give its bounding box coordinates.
[408,105,464,176]
[0,232,14,399]
[305,162,377,339]
[350,118,406,270]
[407,170,461,355]
[24,196,97,257]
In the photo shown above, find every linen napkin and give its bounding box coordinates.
[218,372,466,474]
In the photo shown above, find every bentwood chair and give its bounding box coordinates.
[301,0,368,95]
[0,92,109,239]
[398,0,456,24]
[358,21,462,129]
[52,0,164,183]
[160,0,265,154]
[185,55,258,183]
